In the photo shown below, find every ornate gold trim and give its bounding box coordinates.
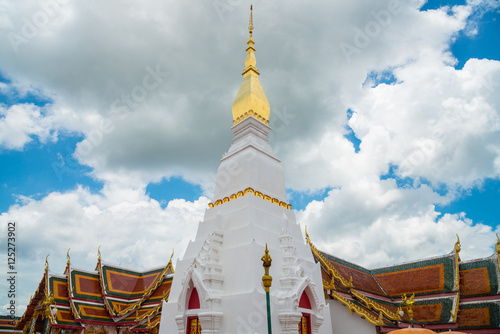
[351,289,400,321]
[454,234,461,291]
[330,291,384,326]
[233,110,269,126]
[495,234,500,269]
[84,326,108,334]
[451,292,459,323]
[209,187,291,210]
[305,227,352,288]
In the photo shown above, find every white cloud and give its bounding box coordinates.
[298,180,498,268]
[0,104,55,149]
[0,186,209,315]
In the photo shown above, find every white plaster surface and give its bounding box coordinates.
[159,117,333,334]
[328,300,377,334]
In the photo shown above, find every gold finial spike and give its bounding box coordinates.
[66,248,71,264]
[249,5,253,35]
[45,254,50,271]
[97,245,102,261]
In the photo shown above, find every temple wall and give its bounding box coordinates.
[328,300,377,334]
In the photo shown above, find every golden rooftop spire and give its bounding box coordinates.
[232,5,270,126]
[249,5,253,35]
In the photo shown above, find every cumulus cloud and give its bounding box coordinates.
[0,103,55,149]
[298,179,498,268]
[0,186,208,314]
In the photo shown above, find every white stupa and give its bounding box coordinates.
[159,7,331,334]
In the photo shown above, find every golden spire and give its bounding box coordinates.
[232,5,270,126]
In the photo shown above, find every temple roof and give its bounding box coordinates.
[14,252,173,334]
[0,315,20,334]
[307,230,500,332]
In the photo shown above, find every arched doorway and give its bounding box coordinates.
[186,288,201,334]
[298,290,312,334]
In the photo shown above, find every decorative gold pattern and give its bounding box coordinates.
[330,291,384,326]
[208,187,291,210]
[454,234,461,291]
[136,298,166,322]
[401,293,415,323]
[189,318,201,334]
[84,326,108,334]
[299,316,308,334]
[451,292,459,323]
[350,289,401,321]
[305,227,352,288]
[96,255,174,317]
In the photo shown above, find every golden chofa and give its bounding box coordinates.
[232,5,270,126]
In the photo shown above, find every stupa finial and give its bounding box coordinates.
[232,5,271,126]
[249,5,253,36]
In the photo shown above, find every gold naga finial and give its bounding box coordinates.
[97,245,102,261]
[455,234,461,251]
[495,234,500,268]
[66,248,71,265]
[261,243,273,292]
[455,234,461,261]
[305,225,310,244]
[45,254,50,271]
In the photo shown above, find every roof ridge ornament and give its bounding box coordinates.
[66,248,71,266]
[454,234,461,291]
[496,233,500,268]
[45,254,49,272]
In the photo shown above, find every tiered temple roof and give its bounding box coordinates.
[0,315,19,334]
[307,229,500,333]
[14,251,173,334]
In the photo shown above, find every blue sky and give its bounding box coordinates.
[1,0,499,316]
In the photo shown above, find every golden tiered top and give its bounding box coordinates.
[232,5,270,126]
